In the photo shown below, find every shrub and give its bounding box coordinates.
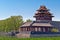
[51,28,59,32]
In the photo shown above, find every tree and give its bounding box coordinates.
[0,15,23,32]
[26,19,32,22]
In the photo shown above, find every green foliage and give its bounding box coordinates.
[26,19,32,22]
[51,28,59,32]
[0,15,23,32]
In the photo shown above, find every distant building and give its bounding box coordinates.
[16,6,60,38]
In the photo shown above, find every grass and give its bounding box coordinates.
[0,36,60,40]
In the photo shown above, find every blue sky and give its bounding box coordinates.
[0,0,60,21]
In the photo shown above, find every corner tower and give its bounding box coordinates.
[34,6,54,21]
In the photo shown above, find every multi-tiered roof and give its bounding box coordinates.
[34,6,54,21]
